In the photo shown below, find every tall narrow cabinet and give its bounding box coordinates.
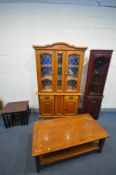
[82,50,113,119]
[33,42,87,118]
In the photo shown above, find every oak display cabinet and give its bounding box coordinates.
[33,42,87,118]
[82,50,113,119]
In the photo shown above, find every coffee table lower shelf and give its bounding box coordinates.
[35,140,104,172]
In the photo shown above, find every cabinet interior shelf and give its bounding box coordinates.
[68,65,79,68]
[41,65,52,67]
[91,82,102,85]
[67,78,78,81]
[41,77,52,81]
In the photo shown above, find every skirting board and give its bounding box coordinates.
[31,108,116,114]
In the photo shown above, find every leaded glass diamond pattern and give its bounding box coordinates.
[40,54,52,65]
[67,67,78,78]
[41,67,52,77]
[68,54,79,66]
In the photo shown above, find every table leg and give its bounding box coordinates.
[35,156,40,173]
[98,139,105,153]
[4,114,11,128]
[21,112,25,125]
[27,104,30,116]
[2,114,8,128]
[25,110,28,125]
[10,114,14,127]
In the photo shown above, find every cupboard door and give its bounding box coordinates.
[83,96,102,119]
[55,51,65,92]
[64,96,78,115]
[37,50,55,92]
[39,96,54,116]
[87,51,113,96]
[55,96,64,115]
[65,51,84,92]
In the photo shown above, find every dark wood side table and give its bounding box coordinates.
[1,101,30,128]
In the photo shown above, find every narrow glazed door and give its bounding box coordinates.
[65,51,83,92]
[39,96,54,116]
[88,52,112,96]
[55,96,64,115]
[55,51,65,92]
[37,50,55,92]
[64,96,78,115]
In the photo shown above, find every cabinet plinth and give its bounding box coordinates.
[33,42,87,117]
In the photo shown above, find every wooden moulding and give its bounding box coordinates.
[33,42,88,51]
[36,92,82,96]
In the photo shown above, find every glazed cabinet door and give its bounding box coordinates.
[39,96,54,116]
[64,96,79,115]
[55,96,64,115]
[65,51,84,92]
[36,50,55,92]
[55,51,65,92]
[83,96,103,119]
[87,51,112,96]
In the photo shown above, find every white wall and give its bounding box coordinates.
[0,3,116,108]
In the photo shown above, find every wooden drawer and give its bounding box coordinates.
[40,96,54,100]
[65,96,78,101]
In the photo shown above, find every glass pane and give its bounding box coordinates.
[68,54,79,66]
[42,80,52,90]
[58,80,62,90]
[91,73,104,84]
[57,53,63,90]
[67,67,78,79]
[40,54,52,66]
[67,54,79,80]
[67,80,77,91]
[89,83,103,95]
[41,67,52,78]
[58,53,62,66]
[93,56,109,74]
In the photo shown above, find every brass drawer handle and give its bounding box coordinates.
[69,96,74,100]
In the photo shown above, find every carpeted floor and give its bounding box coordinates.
[0,111,116,175]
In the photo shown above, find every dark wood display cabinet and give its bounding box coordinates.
[82,50,113,119]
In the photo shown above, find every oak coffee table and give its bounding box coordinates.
[32,114,109,172]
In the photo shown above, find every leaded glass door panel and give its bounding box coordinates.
[65,51,80,92]
[88,55,110,95]
[38,50,54,92]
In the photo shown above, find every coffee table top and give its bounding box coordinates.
[32,114,109,156]
[1,101,29,114]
